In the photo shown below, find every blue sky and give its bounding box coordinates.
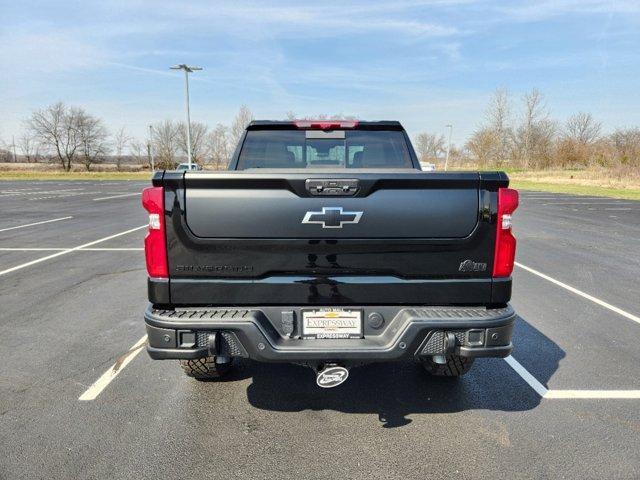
[1,0,639,145]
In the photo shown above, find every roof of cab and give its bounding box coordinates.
[246,120,404,131]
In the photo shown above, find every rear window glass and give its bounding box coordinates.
[237,130,413,169]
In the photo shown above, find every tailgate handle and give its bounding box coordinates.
[305,179,359,196]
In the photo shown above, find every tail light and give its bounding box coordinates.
[142,187,168,278]
[493,187,519,277]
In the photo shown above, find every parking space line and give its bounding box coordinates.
[79,247,144,251]
[93,193,141,201]
[79,335,148,401]
[0,248,68,251]
[504,355,549,396]
[505,356,640,399]
[0,225,146,276]
[523,197,599,200]
[0,188,85,196]
[0,247,143,251]
[515,262,640,325]
[545,390,640,399]
[521,198,565,201]
[0,216,73,233]
[541,202,636,205]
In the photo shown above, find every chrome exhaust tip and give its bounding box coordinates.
[316,364,349,388]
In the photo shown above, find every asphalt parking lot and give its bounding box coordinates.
[1,180,639,479]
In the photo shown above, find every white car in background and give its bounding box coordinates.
[420,162,436,171]
[176,163,202,171]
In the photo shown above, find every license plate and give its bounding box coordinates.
[302,309,362,339]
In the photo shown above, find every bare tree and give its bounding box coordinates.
[208,124,231,170]
[177,121,209,165]
[523,118,556,168]
[114,127,131,171]
[468,88,513,167]
[229,105,253,150]
[524,90,545,134]
[324,113,358,120]
[77,112,110,171]
[17,133,40,163]
[466,128,499,169]
[129,139,151,168]
[151,120,179,169]
[0,135,12,162]
[515,89,555,168]
[294,113,358,121]
[565,112,602,144]
[27,102,84,171]
[414,132,446,163]
[609,128,640,167]
[485,88,513,164]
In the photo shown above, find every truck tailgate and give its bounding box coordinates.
[154,171,509,306]
[185,183,477,239]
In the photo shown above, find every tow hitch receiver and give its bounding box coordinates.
[316,364,349,388]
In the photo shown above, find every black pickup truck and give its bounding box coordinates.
[142,120,519,388]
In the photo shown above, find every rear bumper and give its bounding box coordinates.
[144,304,516,364]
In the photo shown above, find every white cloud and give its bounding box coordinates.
[103,0,461,39]
[0,31,109,73]
[495,0,640,22]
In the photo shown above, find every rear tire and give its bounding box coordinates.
[179,356,233,380]
[421,355,474,377]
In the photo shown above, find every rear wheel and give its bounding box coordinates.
[179,356,233,380]
[421,355,474,377]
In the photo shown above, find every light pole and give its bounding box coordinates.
[444,124,453,171]
[11,135,17,162]
[148,124,155,171]
[170,64,202,168]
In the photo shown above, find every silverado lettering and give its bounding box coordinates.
[175,265,254,272]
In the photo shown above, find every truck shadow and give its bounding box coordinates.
[242,315,564,428]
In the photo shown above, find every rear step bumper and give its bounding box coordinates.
[144,304,516,363]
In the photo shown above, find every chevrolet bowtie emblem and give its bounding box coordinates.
[301,207,363,229]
